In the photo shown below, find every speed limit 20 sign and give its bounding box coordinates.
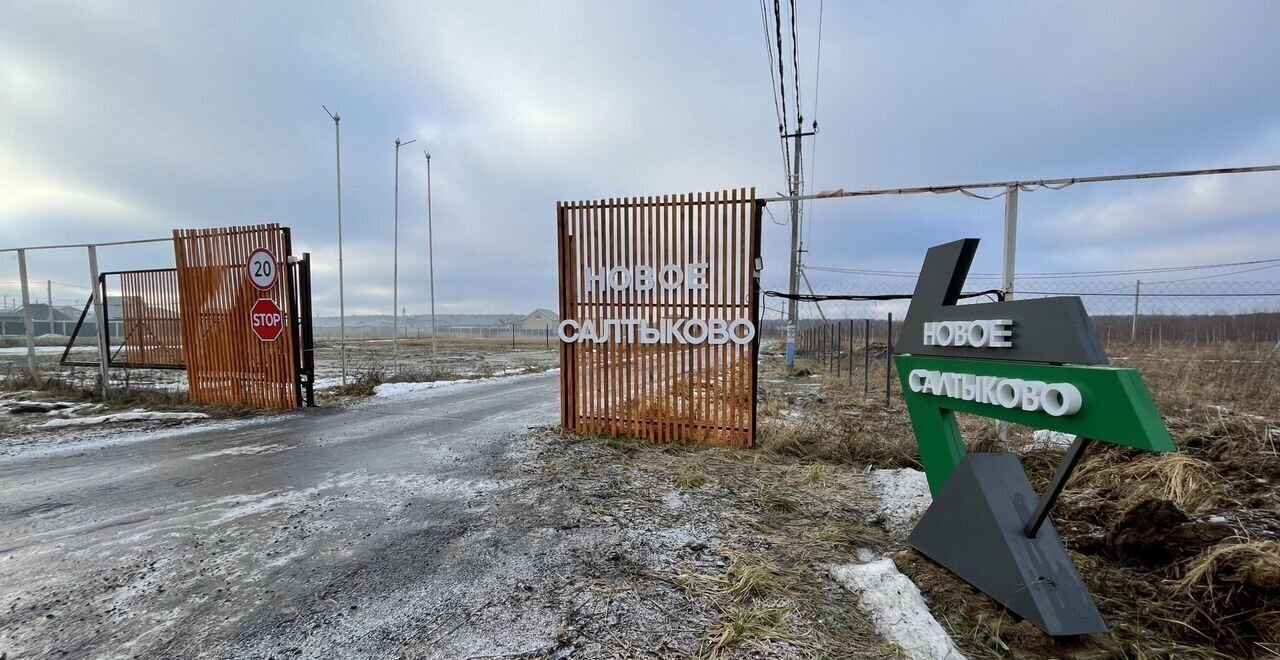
[247,248,279,291]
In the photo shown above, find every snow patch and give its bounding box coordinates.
[33,411,210,428]
[866,468,932,539]
[1022,429,1076,453]
[190,443,293,460]
[373,369,558,400]
[828,559,966,660]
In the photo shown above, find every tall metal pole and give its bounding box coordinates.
[425,151,438,378]
[393,138,401,373]
[1002,186,1019,298]
[323,106,347,386]
[785,133,804,368]
[392,136,417,374]
[997,185,1019,450]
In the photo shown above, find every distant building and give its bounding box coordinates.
[515,308,558,332]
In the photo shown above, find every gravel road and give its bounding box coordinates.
[0,373,580,659]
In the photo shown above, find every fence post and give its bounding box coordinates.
[87,246,110,397]
[885,312,893,409]
[847,318,853,384]
[17,249,38,382]
[1130,279,1141,343]
[863,318,870,397]
[546,325,550,349]
[512,322,516,348]
[835,321,841,377]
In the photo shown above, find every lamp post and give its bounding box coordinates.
[322,105,347,386]
[424,150,438,378]
[393,137,417,373]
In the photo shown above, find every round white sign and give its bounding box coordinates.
[247,248,278,291]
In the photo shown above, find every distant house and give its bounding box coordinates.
[0,302,122,340]
[515,308,558,332]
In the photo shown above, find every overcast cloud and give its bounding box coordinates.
[1,1,1278,315]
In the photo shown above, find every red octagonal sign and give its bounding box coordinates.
[250,298,284,342]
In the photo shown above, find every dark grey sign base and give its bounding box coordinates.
[908,453,1107,637]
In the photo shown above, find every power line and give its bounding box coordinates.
[789,0,801,124]
[1019,291,1280,298]
[773,0,789,175]
[803,0,825,252]
[805,257,1280,280]
[1148,262,1280,283]
[758,0,788,183]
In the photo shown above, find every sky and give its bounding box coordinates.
[1,1,1278,317]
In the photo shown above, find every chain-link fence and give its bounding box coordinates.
[762,275,1280,404]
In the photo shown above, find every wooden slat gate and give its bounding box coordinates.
[173,224,301,410]
[557,189,761,447]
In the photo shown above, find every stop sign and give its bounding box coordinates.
[250,298,284,342]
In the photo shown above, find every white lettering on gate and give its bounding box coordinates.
[583,263,711,295]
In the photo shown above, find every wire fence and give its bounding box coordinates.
[761,276,1280,405]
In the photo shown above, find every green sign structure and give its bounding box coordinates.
[895,239,1175,637]
[899,355,1174,494]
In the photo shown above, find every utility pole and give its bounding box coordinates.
[392,137,417,373]
[424,151,438,378]
[783,124,817,369]
[322,105,347,386]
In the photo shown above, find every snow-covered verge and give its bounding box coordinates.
[828,558,967,660]
[34,410,209,428]
[865,467,933,539]
[372,368,558,399]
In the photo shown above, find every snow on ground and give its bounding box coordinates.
[1023,429,1076,453]
[0,345,95,355]
[373,368,558,399]
[828,558,967,660]
[866,467,933,539]
[0,414,286,462]
[189,442,294,460]
[33,410,210,428]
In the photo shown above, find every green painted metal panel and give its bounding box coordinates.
[895,354,1174,494]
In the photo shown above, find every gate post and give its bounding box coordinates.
[87,245,110,396]
[17,249,38,382]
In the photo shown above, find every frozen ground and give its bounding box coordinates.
[0,337,560,398]
[0,367,958,658]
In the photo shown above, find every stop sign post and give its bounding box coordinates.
[251,298,285,342]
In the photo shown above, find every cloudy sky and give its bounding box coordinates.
[1,1,1278,316]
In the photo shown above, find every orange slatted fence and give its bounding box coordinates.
[557,189,761,447]
[173,224,299,409]
[116,269,184,367]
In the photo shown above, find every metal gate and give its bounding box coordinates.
[556,189,761,447]
[172,224,304,410]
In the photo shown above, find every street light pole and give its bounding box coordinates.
[392,137,416,374]
[323,105,347,386]
[425,151,438,378]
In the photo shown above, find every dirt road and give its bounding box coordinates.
[0,373,581,659]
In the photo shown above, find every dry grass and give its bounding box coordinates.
[1176,540,1280,652]
[772,341,1280,658]
[700,604,806,659]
